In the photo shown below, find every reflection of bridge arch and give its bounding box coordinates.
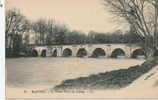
[77,48,87,57]
[32,49,38,57]
[91,48,106,57]
[131,49,146,58]
[63,48,72,57]
[111,48,125,58]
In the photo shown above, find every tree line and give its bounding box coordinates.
[6,9,142,57]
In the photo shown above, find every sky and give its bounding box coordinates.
[6,0,129,34]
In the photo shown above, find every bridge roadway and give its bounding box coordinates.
[29,44,147,58]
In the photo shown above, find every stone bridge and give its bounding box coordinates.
[29,44,149,59]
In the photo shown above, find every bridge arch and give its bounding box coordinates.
[41,49,47,57]
[52,49,57,57]
[63,48,72,57]
[91,48,106,58]
[111,48,125,58]
[131,49,146,58]
[77,48,87,57]
[32,49,38,57]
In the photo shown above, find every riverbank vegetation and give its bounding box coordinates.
[54,58,158,90]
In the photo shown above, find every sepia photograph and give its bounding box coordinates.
[5,0,158,99]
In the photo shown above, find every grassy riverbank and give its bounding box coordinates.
[54,58,158,90]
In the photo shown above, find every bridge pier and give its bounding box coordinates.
[56,47,62,57]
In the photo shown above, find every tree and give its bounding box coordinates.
[6,9,30,57]
[12,34,23,56]
[46,19,55,45]
[103,0,158,58]
[52,24,68,45]
[32,19,48,45]
[64,30,87,44]
[124,29,142,43]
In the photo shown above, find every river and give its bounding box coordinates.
[6,57,145,89]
